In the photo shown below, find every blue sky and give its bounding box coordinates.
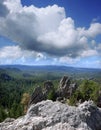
[0,0,101,68]
[21,0,101,27]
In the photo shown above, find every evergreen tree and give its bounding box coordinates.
[0,106,7,122]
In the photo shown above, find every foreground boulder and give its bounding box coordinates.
[1,100,101,130]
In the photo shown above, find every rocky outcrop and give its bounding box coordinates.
[97,91,101,107]
[1,100,101,130]
[43,80,54,96]
[57,76,77,99]
[29,76,77,105]
[59,76,71,89]
[29,86,45,105]
[29,81,55,105]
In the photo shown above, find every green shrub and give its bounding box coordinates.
[47,89,56,101]
[69,80,100,105]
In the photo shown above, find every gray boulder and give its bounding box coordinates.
[1,100,101,130]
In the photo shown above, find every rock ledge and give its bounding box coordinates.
[0,100,101,130]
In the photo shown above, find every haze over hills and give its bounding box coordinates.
[0,65,101,80]
[0,64,101,72]
[0,64,101,87]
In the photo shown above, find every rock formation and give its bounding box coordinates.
[29,81,55,105]
[43,80,54,96]
[29,76,77,105]
[29,86,45,105]
[57,76,77,99]
[1,100,101,130]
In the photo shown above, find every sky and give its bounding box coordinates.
[0,0,101,68]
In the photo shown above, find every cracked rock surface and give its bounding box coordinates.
[0,100,101,130]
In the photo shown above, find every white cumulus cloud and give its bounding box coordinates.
[0,0,101,61]
[0,45,46,64]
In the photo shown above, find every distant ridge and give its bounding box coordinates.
[0,64,101,71]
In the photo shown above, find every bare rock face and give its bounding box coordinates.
[1,100,101,130]
[59,76,70,89]
[57,76,77,99]
[29,76,77,105]
[29,86,45,105]
[43,80,54,96]
[29,81,55,105]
